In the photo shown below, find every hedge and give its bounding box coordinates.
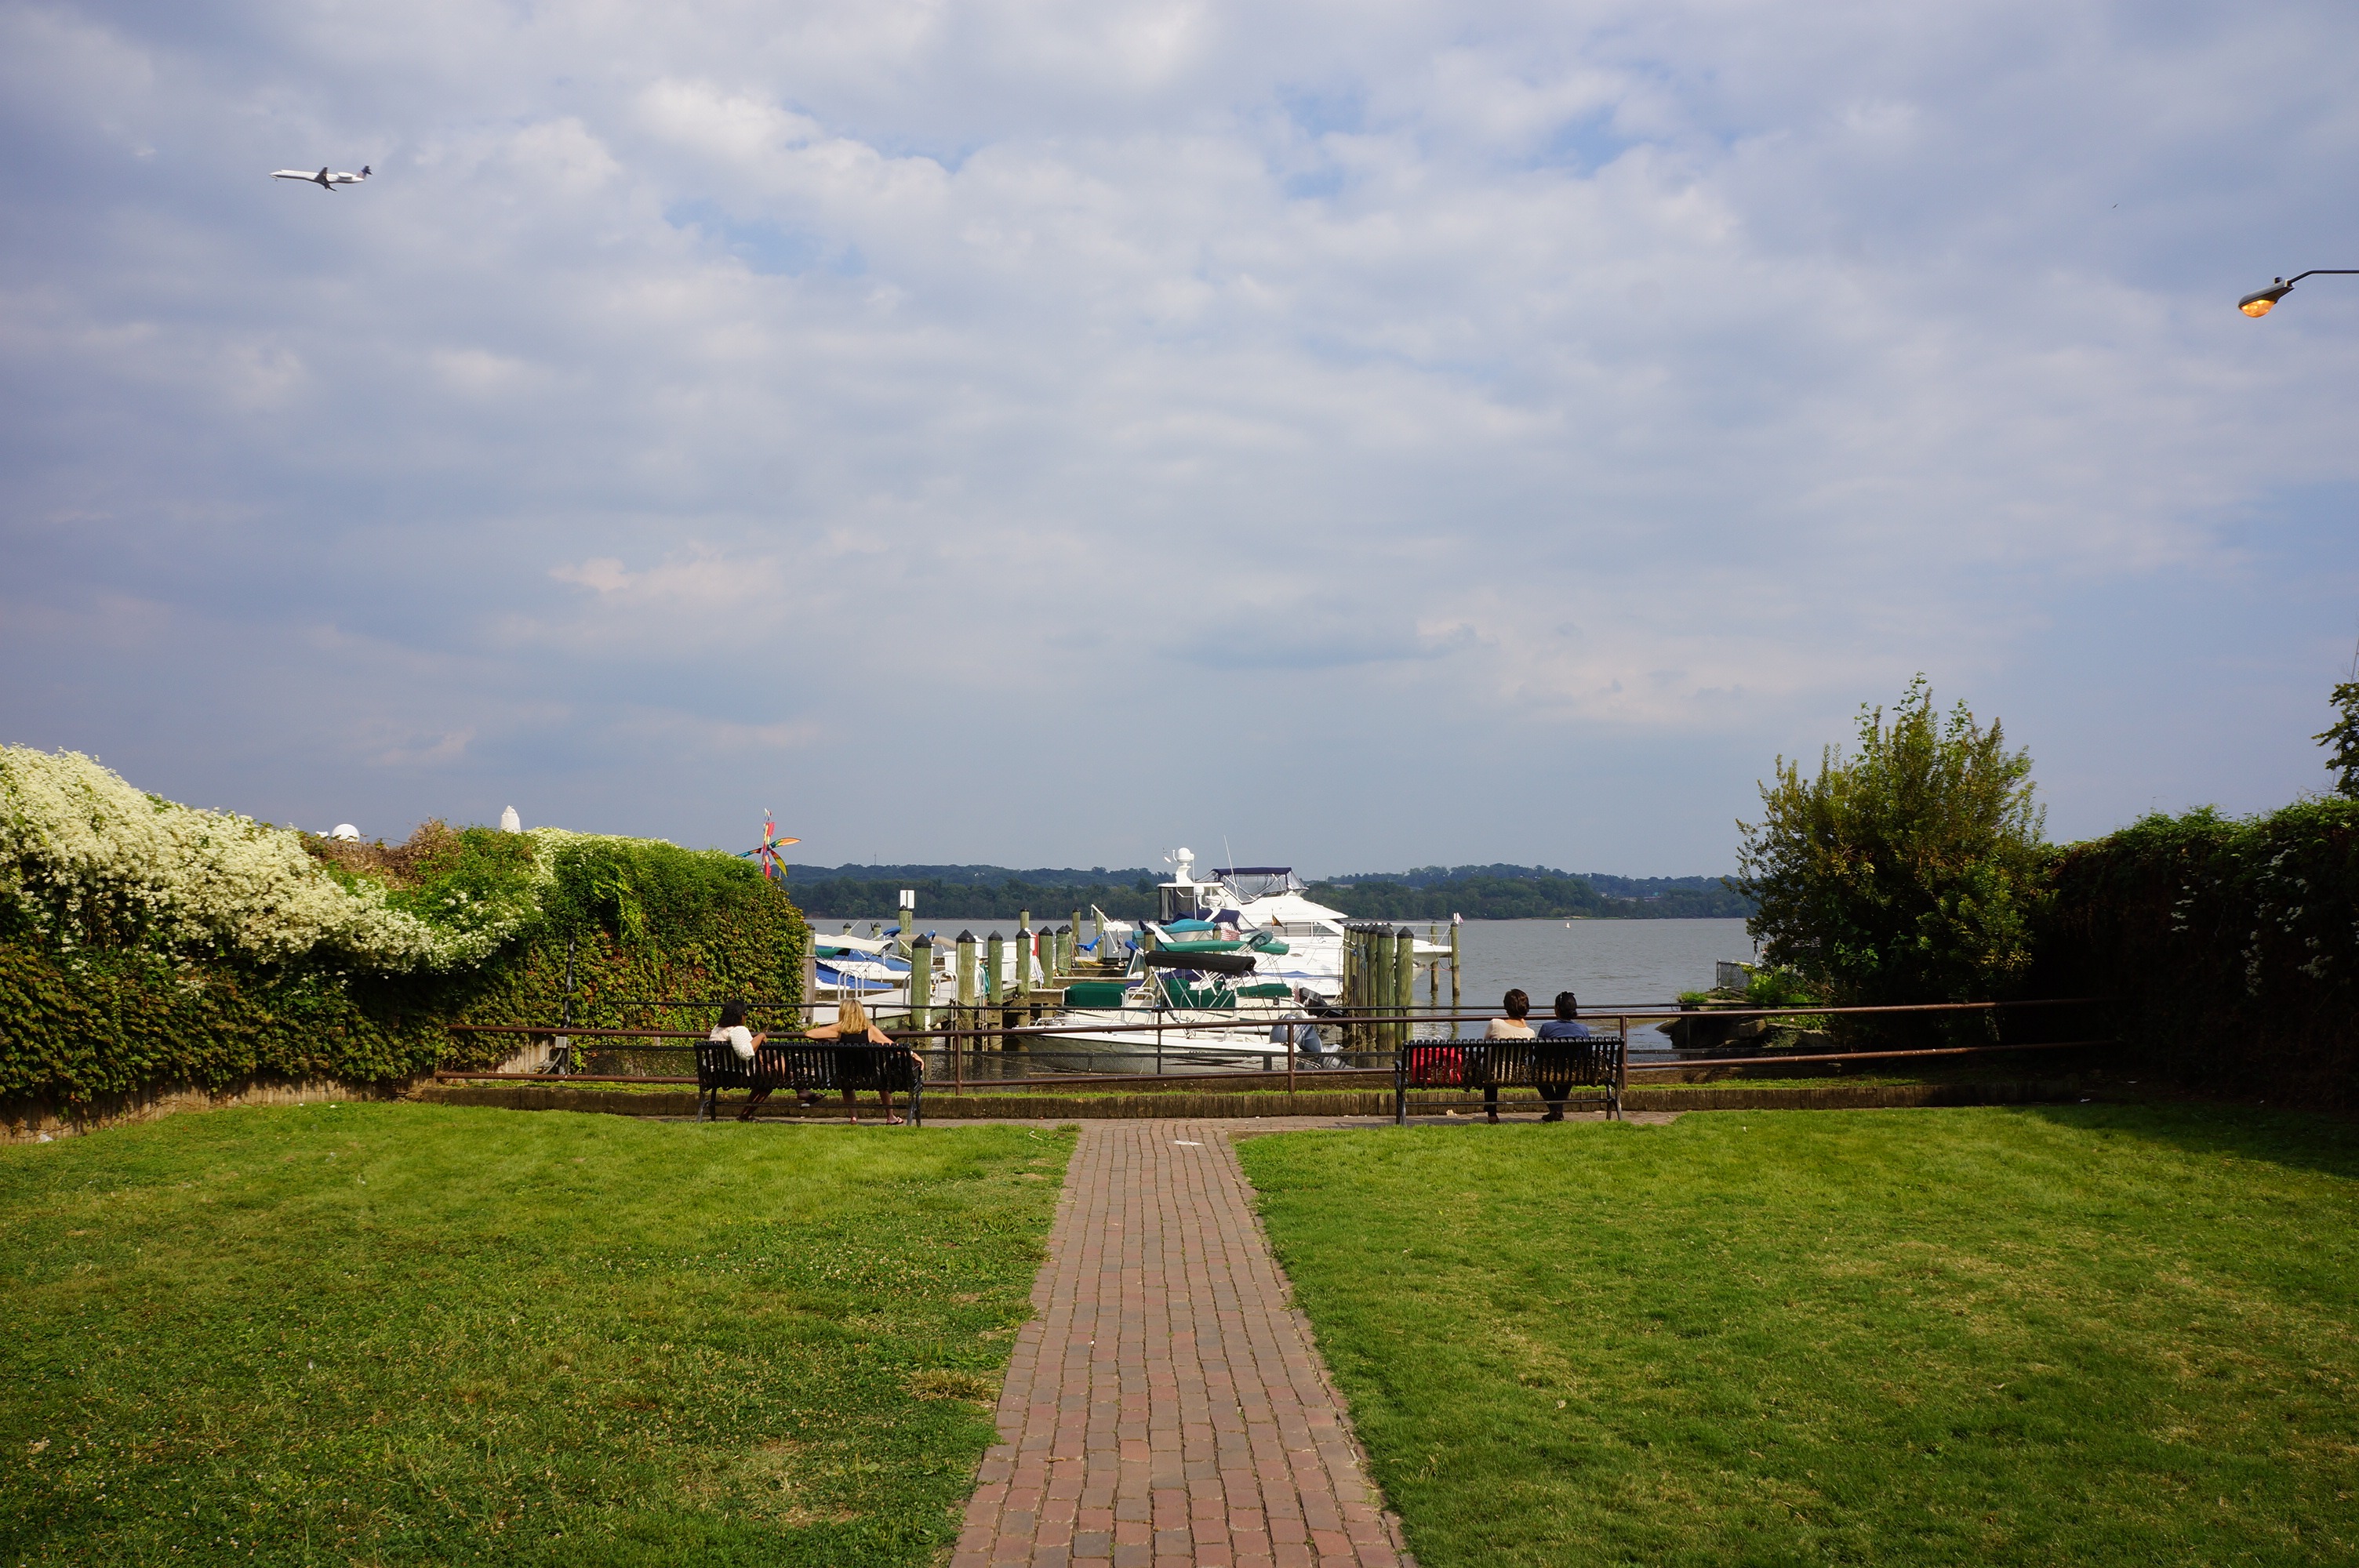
[2036,798,2359,1103]
[1,826,808,1109]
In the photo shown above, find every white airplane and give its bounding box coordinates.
[271,165,370,190]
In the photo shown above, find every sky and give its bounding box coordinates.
[3,0,2357,877]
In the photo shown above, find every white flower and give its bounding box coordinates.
[2,749,518,971]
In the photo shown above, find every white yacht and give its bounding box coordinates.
[1049,850,1445,1062]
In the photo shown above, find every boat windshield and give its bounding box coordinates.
[1216,867,1303,902]
[1159,883,1214,923]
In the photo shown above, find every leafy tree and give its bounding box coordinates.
[2315,680,2359,800]
[1736,677,2047,1008]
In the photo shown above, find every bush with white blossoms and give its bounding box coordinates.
[0,747,525,971]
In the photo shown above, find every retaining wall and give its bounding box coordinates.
[4,1078,405,1142]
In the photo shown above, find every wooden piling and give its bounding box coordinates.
[909,934,932,1030]
[1349,924,1368,1047]
[984,930,1007,1051]
[955,931,977,1091]
[1434,919,1452,1028]
[1387,924,1405,1047]
[1015,920,1032,1001]
[801,936,817,1028]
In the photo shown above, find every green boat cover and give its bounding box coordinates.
[1238,982,1292,999]
[1158,938,1246,953]
[1159,977,1238,1010]
[1062,981,1131,1009]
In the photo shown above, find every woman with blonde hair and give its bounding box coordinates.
[804,996,915,1125]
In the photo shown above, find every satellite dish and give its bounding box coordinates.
[330,824,361,840]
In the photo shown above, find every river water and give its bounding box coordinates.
[1438,917,1755,1017]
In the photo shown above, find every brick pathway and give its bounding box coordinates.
[954,1120,1410,1568]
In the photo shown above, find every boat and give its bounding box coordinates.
[1040,850,1448,1065]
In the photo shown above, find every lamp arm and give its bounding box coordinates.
[2285,270,2359,285]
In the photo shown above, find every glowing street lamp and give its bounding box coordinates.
[2240,270,2359,318]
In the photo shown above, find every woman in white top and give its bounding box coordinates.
[1478,989,1535,1123]
[709,1000,769,1121]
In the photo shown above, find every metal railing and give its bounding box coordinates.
[434,997,2114,1102]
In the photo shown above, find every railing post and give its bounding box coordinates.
[1616,1014,1627,1120]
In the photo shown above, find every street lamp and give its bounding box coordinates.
[2240,270,2359,318]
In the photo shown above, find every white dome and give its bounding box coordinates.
[330,823,361,840]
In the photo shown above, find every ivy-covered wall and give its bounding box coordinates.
[0,749,807,1109]
[2037,798,2359,1103]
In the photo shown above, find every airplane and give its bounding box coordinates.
[271,165,370,190]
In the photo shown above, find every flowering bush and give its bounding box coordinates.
[0,747,496,969]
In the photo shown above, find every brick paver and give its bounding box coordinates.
[954,1120,1412,1568]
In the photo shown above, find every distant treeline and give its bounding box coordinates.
[787,863,1751,922]
[790,866,1161,926]
[1314,866,1751,920]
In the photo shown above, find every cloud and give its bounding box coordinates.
[2,0,2357,870]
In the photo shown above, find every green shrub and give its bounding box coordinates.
[1737,677,2047,1026]
[1743,965,1819,1010]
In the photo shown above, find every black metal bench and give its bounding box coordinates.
[695,1040,925,1124]
[1394,1035,1624,1124]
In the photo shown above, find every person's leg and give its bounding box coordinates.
[1541,1083,1567,1121]
[1485,1083,1499,1123]
[878,1088,900,1126]
[841,1086,859,1123]
[738,1087,770,1122]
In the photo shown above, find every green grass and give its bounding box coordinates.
[0,1104,1071,1566]
[1238,1105,2359,1566]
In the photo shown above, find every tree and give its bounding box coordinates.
[2314,680,2359,800]
[1736,677,2047,1008]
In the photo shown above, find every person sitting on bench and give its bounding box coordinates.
[709,999,769,1122]
[805,996,907,1126]
[1480,989,1536,1123]
[1534,990,1593,1123]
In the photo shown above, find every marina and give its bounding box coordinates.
[787,856,1756,1078]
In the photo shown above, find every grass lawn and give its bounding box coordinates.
[1238,1105,2359,1566]
[0,1104,1071,1566]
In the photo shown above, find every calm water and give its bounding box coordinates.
[1442,917,1755,1018]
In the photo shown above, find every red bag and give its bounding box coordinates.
[1408,1044,1465,1086]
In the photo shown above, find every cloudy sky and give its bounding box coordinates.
[3,0,2355,875]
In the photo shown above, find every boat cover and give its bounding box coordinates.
[1142,949,1257,975]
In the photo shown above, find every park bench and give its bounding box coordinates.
[1395,1033,1625,1124]
[694,1040,925,1125]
